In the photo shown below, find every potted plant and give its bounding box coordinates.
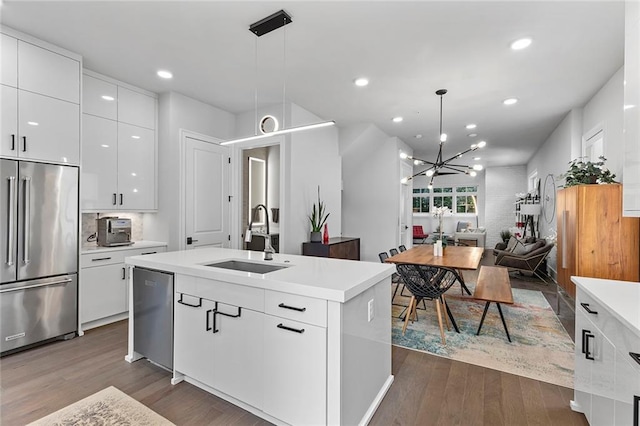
[561,156,616,187]
[308,186,330,243]
[500,229,513,243]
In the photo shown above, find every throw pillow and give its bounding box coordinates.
[512,239,528,255]
[505,236,519,252]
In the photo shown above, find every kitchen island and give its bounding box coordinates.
[125,247,395,426]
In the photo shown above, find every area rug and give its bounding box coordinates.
[392,283,575,388]
[27,386,175,426]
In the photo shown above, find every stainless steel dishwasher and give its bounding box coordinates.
[133,267,174,370]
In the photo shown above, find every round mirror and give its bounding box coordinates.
[259,115,279,134]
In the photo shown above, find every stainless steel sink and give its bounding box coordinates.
[204,260,288,274]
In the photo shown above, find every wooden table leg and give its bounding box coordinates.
[476,301,491,336]
[496,302,512,343]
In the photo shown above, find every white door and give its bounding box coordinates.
[184,134,230,249]
[400,162,413,248]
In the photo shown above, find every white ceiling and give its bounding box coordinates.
[0,1,625,168]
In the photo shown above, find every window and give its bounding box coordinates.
[583,128,604,163]
[413,185,478,215]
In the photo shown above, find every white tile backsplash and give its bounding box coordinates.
[82,212,144,244]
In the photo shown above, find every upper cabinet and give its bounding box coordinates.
[623,0,640,216]
[81,70,158,212]
[0,28,81,164]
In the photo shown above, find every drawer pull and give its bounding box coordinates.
[177,294,202,308]
[581,329,589,354]
[631,352,640,366]
[206,309,213,331]
[212,302,242,334]
[121,267,126,280]
[91,257,112,262]
[278,303,306,312]
[584,331,594,360]
[634,395,639,426]
[141,251,157,255]
[277,323,305,334]
[580,303,598,315]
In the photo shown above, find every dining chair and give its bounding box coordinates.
[389,248,399,256]
[398,245,407,252]
[395,264,460,344]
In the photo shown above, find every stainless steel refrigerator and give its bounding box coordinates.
[1,159,79,354]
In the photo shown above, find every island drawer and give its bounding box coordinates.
[265,290,327,327]
[176,275,263,312]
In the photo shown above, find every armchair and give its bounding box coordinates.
[494,239,553,284]
[413,225,428,244]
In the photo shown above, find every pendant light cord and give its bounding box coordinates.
[254,36,258,136]
[282,17,287,130]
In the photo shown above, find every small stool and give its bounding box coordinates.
[473,266,514,342]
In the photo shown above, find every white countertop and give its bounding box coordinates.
[82,240,167,254]
[125,247,394,303]
[572,276,640,337]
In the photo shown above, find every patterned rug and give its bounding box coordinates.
[392,283,575,388]
[27,386,175,426]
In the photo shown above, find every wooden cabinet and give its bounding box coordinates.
[623,0,640,216]
[0,29,80,164]
[81,70,157,211]
[302,237,360,260]
[556,184,639,298]
[80,244,166,330]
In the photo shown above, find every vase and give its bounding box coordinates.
[310,231,322,243]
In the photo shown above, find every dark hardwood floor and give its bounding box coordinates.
[1,252,584,426]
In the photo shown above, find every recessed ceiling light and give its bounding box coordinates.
[466,124,477,129]
[473,156,481,160]
[100,144,110,148]
[354,77,369,87]
[624,104,636,110]
[392,116,403,123]
[157,70,173,79]
[511,38,532,50]
[101,95,115,101]
[415,134,423,139]
[131,135,141,139]
[468,133,477,137]
[503,98,518,105]
[27,121,39,126]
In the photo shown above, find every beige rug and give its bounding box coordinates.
[27,386,175,426]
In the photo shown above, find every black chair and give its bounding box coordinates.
[378,252,389,263]
[389,248,399,256]
[398,245,407,252]
[395,264,460,345]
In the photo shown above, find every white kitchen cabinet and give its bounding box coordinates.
[83,74,117,120]
[174,291,264,409]
[1,34,17,87]
[80,244,166,330]
[118,86,155,130]
[623,1,640,216]
[263,314,327,426]
[573,277,640,426]
[81,70,157,211]
[1,27,80,164]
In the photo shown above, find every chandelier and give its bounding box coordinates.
[401,89,486,188]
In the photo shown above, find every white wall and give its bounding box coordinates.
[484,166,527,249]
[340,124,411,262]
[144,92,235,250]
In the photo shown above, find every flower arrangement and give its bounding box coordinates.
[561,156,616,187]
[433,206,451,243]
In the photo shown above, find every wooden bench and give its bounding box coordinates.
[473,266,514,342]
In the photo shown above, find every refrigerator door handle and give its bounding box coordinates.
[0,277,72,293]
[6,176,16,266]
[22,176,31,264]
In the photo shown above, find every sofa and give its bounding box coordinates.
[493,237,553,283]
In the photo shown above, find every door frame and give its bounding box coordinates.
[178,129,228,251]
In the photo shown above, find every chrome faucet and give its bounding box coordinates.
[246,204,274,261]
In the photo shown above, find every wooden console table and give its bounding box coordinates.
[302,237,360,260]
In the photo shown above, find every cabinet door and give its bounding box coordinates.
[83,74,117,120]
[81,114,118,210]
[615,350,640,425]
[263,315,326,426]
[1,34,17,87]
[210,303,263,409]
[118,87,155,129]
[556,187,577,298]
[574,308,593,418]
[117,123,155,210]
[174,295,215,386]
[0,85,18,158]
[17,41,79,104]
[80,263,127,324]
[18,90,79,164]
[589,324,616,425]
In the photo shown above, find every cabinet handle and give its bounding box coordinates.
[91,257,112,262]
[22,177,30,264]
[11,134,15,151]
[6,176,16,266]
[630,352,640,366]
[119,193,123,205]
[141,251,157,255]
[112,193,117,205]
[22,136,26,152]
[211,302,242,334]
[561,210,567,268]
[177,294,202,308]
[278,303,306,312]
[580,303,598,315]
[584,331,594,360]
[277,323,305,334]
[121,267,126,280]
[634,395,639,426]
[206,309,213,331]
[581,329,589,354]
